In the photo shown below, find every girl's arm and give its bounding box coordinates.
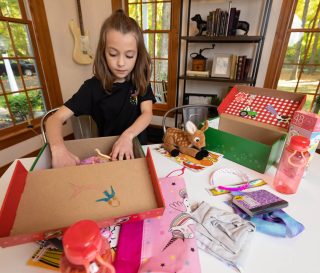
[111,100,153,160]
[46,106,80,168]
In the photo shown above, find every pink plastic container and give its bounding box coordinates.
[273,136,310,194]
[60,220,115,273]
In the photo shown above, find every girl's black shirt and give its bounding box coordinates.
[64,77,155,145]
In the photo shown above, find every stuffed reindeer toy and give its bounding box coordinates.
[163,120,209,160]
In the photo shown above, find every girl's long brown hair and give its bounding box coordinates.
[93,9,151,96]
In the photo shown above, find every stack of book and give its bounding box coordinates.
[206,1,241,37]
[186,70,210,77]
[229,55,252,80]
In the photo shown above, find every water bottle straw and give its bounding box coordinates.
[83,261,90,273]
[95,253,115,273]
[288,150,308,168]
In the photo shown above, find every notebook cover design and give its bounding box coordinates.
[232,190,288,217]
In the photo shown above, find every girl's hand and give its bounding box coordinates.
[111,132,134,160]
[51,145,80,168]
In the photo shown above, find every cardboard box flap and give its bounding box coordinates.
[63,136,144,159]
[218,85,306,132]
[219,114,285,145]
[0,161,28,237]
[31,137,145,171]
[146,148,165,206]
[64,136,118,159]
[10,157,159,236]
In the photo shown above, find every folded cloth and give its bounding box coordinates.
[230,202,304,238]
[191,201,255,272]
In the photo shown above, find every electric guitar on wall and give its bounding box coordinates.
[69,0,93,65]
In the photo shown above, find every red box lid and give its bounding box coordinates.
[218,85,306,131]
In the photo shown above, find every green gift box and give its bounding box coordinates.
[205,85,306,173]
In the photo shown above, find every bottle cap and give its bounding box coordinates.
[289,136,310,152]
[63,220,102,265]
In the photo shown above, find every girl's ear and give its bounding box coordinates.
[201,120,209,132]
[185,121,197,134]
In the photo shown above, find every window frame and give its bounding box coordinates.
[0,0,63,150]
[112,0,180,116]
[264,0,320,110]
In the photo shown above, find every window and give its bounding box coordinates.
[0,0,62,149]
[113,0,180,115]
[265,0,320,113]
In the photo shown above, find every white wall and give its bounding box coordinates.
[1,0,282,167]
[0,0,112,167]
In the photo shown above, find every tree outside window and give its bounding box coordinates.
[0,0,62,149]
[266,0,319,113]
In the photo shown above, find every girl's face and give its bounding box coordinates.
[105,29,138,82]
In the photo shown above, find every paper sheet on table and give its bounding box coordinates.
[153,145,223,172]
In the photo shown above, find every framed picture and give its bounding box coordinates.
[211,53,231,78]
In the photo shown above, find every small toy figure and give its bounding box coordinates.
[163,120,209,160]
[266,104,291,124]
[191,14,207,36]
[239,106,257,118]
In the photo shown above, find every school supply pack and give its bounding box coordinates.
[232,189,288,217]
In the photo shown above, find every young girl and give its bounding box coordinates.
[46,10,155,168]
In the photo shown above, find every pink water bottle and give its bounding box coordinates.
[60,220,115,273]
[273,136,310,194]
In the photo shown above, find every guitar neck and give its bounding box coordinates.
[76,0,85,36]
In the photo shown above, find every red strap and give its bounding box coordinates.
[165,166,186,178]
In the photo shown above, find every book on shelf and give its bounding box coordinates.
[243,58,253,80]
[220,11,229,36]
[207,12,213,36]
[232,189,289,217]
[214,8,221,36]
[225,1,232,36]
[229,54,238,80]
[186,70,210,77]
[227,7,237,36]
[230,9,240,36]
[235,55,245,80]
[239,55,247,80]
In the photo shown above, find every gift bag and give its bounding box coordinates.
[114,168,201,273]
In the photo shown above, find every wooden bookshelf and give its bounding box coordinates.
[179,75,255,84]
[176,0,273,108]
[181,35,263,43]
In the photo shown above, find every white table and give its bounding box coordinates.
[1,148,320,273]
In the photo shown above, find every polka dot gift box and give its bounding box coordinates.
[205,85,306,173]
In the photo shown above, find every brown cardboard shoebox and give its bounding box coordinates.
[205,85,306,173]
[0,136,164,247]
